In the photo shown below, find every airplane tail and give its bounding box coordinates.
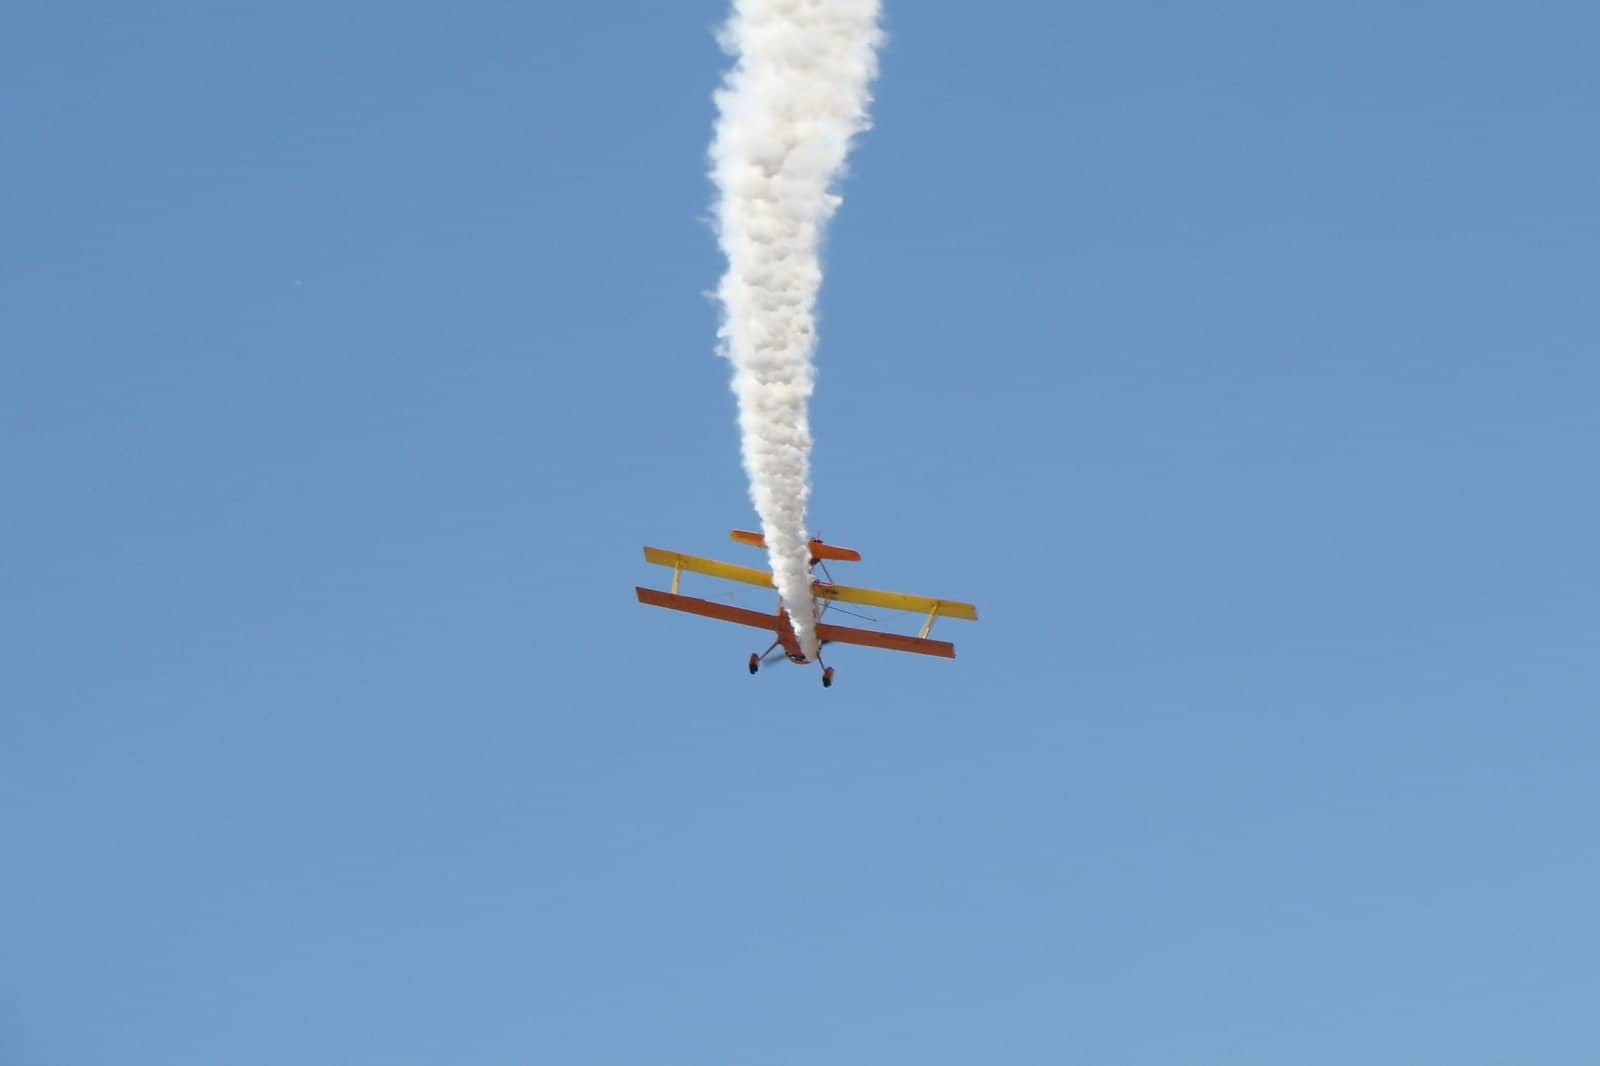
[730,529,862,563]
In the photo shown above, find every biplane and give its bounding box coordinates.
[635,529,978,688]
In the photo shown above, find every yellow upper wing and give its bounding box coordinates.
[642,547,774,590]
[813,583,979,621]
[643,547,977,621]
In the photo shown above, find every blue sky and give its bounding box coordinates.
[4,2,1597,1063]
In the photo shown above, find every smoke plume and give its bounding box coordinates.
[709,0,883,660]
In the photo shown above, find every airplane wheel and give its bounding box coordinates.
[748,653,760,675]
[822,667,835,688]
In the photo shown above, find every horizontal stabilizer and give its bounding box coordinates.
[730,529,862,563]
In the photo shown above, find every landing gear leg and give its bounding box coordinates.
[749,639,780,675]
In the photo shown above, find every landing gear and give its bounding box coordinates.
[822,666,835,688]
[750,639,781,676]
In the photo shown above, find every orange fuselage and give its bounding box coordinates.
[772,606,812,662]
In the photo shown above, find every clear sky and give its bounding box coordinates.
[5,2,1597,1063]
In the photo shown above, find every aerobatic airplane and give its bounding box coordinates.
[634,529,978,688]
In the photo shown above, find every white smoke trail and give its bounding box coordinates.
[709,0,883,661]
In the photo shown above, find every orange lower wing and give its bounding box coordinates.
[816,621,956,658]
[635,588,780,632]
